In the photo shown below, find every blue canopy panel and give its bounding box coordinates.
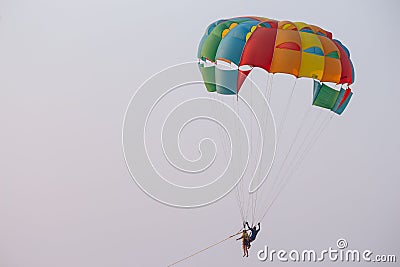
[304,46,324,56]
[313,80,322,100]
[215,68,238,95]
[331,88,353,115]
[215,21,260,66]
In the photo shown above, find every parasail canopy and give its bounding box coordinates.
[198,16,355,114]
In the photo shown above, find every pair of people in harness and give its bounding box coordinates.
[236,221,261,257]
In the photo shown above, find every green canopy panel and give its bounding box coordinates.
[198,63,217,92]
[313,82,340,110]
[312,81,353,114]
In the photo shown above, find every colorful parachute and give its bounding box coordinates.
[198,16,355,114]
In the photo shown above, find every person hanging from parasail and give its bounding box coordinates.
[236,229,250,257]
[245,221,260,248]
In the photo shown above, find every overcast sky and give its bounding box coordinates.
[1,0,399,266]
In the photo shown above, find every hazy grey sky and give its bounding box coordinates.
[1,0,399,266]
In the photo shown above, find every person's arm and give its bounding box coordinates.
[236,236,243,241]
[245,222,250,229]
[257,222,261,231]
